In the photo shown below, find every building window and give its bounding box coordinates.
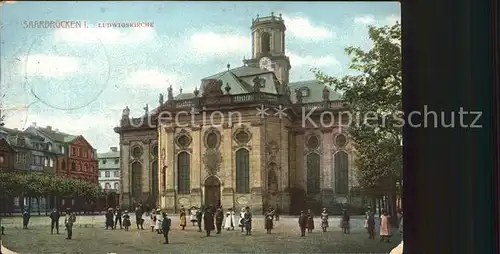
[47,143,52,151]
[105,183,111,189]
[71,147,76,155]
[260,32,271,54]
[307,135,320,150]
[0,155,4,164]
[131,162,142,199]
[71,162,76,170]
[177,152,190,194]
[49,158,54,167]
[334,151,349,194]
[16,152,26,164]
[99,171,101,177]
[114,171,119,177]
[44,157,48,167]
[17,137,25,146]
[335,134,347,147]
[306,152,321,194]
[151,160,158,197]
[152,145,158,157]
[114,159,119,164]
[132,146,142,158]
[105,171,110,177]
[235,149,250,193]
[114,182,119,190]
[102,160,107,164]
[60,146,65,154]
[206,133,218,149]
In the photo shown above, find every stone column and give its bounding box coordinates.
[120,140,131,207]
[190,126,202,207]
[221,123,234,209]
[321,129,334,208]
[279,123,290,214]
[159,126,166,208]
[141,139,151,200]
[250,121,263,214]
[164,127,176,213]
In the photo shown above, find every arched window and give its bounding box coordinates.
[235,149,250,193]
[260,32,271,54]
[334,151,349,194]
[306,153,321,194]
[105,183,111,189]
[177,152,190,194]
[131,162,142,199]
[114,182,119,190]
[71,162,76,171]
[151,160,158,196]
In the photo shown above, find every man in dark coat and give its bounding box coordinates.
[203,207,215,236]
[264,207,274,233]
[196,208,203,232]
[49,208,60,234]
[161,212,171,244]
[114,207,123,229]
[298,210,307,237]
[22,209,30,229]
[135,206,144,230]
[215,207,224,234]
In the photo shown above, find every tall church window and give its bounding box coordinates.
[151,160,158,196]
[131,162,142,199]
[306,153,321,194]
[261,32,271,54]
[235,149,250,193]
[177,152,190,194]
[334,151,349,194]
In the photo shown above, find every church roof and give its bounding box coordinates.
[288,80,342,103]
[202,66,272,80]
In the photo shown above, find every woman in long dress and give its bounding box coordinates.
[306,209,314,233]
[239,207,246,232]
[179,207,187,230]
[364,207,371,231]
[320,208,329,232]
[190,207,198,226]
[150,209,157,232]
[380,210,392,242]
[155,209,162,234]
[224,212,232,230]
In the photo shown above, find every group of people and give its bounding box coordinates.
[364,208,404,243]
[46,208,76,240]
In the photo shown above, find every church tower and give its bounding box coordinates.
[244,13,291,90]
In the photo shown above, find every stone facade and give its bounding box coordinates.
[115,14,361,214]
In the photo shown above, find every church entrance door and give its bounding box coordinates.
[204,176,221,208]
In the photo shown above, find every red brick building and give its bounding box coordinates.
[65,135,99,183]
[0,137,15,172]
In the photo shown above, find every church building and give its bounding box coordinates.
[114,13,359,214]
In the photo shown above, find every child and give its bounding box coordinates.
[155,209,163,234]
[150,210,157,232]
[123,211,131,231]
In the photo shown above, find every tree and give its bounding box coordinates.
[313,23,402,224]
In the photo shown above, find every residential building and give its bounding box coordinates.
[98,147,120,207]
[114,14,359,214]
[0,137,15,213]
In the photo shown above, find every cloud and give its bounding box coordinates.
[281,14,334,40]
[354,15,376,25]
[21,54,80,78]
[187,32,250,56]
[287,52,341,68]
[124,70,185,89]
[53,27,157,45]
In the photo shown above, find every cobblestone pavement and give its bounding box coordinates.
[1,215,400,253]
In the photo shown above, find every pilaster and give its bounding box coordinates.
[164,127,176,212]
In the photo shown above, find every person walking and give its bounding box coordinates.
[123,210,131,231]
[49,208,60,234]
[367,211,376,239]
[135,206,144,230]
[190,206,198,226]
[22,209,30,229]
[380,210,392,242]
[320,208,329,232]
[179,206,187,230]
[341,209,350,234]
[161,212,171,244]
[150,209,157,232]
[364,207,371,232]
[264,207,274,234]
[306,209,314,233]
[105,208,114,230]
[114,207,123,229]
[243,206,252,236]
[238,207,246,232]
[196,208,203,232]
[203,207,215,236]
[64,208,76,240]
[298,211,307,237]
[215,207,224,234]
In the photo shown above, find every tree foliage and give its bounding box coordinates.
[0,172,104,200]
[313,23,402,193]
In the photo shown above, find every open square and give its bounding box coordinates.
[1,215,400,253]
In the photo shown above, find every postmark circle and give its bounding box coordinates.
[23,30,110,111]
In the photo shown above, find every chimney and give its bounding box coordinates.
[54,129,59,132]
[32,122,37,127]
[46,126,52,131]
[110,147,118,152]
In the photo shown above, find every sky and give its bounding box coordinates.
[0,1,400,153]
